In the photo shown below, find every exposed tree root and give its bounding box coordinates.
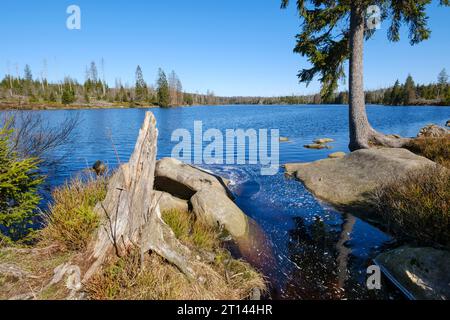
[368,129,412,148]
[350,127,412,151]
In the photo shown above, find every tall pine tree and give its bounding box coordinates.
[157,68,170,108]
[437,68,448,99]
[404,74,416,105]
[24,65,33,82]
[281,0,449,150]
[135,65,148,101]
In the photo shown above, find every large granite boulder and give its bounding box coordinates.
[153,191,189,213]
[191,189,248,239]
[154,159,273,265]
[284,148,436,207]
[155,158,231,200]
[375,246,450,300]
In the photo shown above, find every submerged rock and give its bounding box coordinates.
[375,246,450,300]
[446,120,450,127]
[314,138,334,144]
[304,143,331,150]
[191,189,248,238]
[285,148,436,207]
[279,137,289,142]
[155,158,232,200]
[328,152,346,159]
[418,124,449,138]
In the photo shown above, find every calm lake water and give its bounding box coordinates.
[6,104,449,300]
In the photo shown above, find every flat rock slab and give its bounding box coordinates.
[375,246,450,300]
[285,148,436,207]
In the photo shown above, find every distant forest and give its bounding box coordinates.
[0,62,449,108]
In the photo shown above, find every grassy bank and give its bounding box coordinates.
[406,136,450,168]
[370,136,450,248]
[0,176,265,300]
[0,100,158,111]
[1,98,449,111]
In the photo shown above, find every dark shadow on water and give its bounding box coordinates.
[281,214,398,300]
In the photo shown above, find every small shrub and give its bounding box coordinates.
[406,136,450,168]
[370,166,450,248]
[0,121,43,241]
[61,86,76,105]
[41,177,107,251]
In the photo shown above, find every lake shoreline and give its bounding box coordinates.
[1,101,449,111]
[0,101,158,111]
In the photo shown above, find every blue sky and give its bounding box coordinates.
[0,0,449,96]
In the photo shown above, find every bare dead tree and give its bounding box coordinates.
[1,111,80,168]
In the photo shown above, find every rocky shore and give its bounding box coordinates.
[284,125,450,300]
[285,148,436,209]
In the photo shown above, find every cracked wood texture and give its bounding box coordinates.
[82,111,196,282]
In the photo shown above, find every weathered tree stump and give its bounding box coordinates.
[82,111,196,281]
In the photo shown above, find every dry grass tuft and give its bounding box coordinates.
[370,165,450,248]
[40,176,107,251]
[162,209,220,251]
[86,249,265,300]
[406,136,450,168]
[86,209,266,300]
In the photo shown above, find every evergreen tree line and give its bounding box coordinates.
[1,63,448,107]
[311,69,449,106]
[365,69,450,106]
[0,62,217,108]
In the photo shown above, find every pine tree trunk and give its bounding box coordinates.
[348,4,371,151]
[348,4,411,151]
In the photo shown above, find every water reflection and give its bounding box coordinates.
[283,213,393,300]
